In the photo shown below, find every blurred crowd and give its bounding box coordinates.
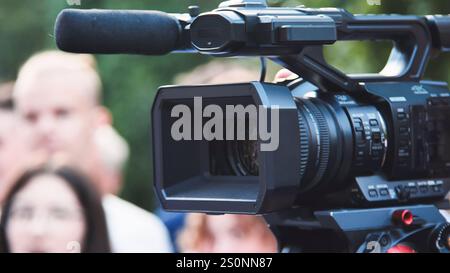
[0,51,278,253]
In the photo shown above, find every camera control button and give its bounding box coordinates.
[432,185,442,192]
[419,185,428,193]
[395,185,410,200]
[379,188,389,196]
[368,189,378,198]
[355,131,366,142]
[372,132,382,143]
[369,119,379,126]
[354,122,364,132]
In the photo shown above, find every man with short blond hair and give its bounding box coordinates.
[13,51,172,252]
[14,51,108,172]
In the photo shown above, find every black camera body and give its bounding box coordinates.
[55,0,450,252]
[150,0,450,214]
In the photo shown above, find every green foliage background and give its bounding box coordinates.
[1,0,449,211]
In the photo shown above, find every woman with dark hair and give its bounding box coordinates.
[0,167,110,253]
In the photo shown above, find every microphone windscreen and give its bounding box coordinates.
[55,9,181,55]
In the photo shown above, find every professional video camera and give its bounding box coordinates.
[55,0,450,252]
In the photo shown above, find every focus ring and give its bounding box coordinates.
[296,101,309,179]
[303,99,331,186]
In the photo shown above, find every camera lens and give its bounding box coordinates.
[223,97,346,190]
[222,95,387,198]
[226,96,346,190]
[293,97,388,197]
[227,139,259,176]
[238,139,259,175]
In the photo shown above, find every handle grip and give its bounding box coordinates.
[275,12,435,92]
[427,15,450,52]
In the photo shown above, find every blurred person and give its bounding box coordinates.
[91,125,129,195]
[13,51,108,171]
[0,82,15,107]
[175,60,260,85]
[178,214,278,253]
[0,82,32,205]
[91,124,172,252]
[0,166,110,253]
[273,68,299,83]
[13,51,172,252]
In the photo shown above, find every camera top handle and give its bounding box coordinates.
[207,0,450,92]
[274,9,449,92]
[275,11,429,92]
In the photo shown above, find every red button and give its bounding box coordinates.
[392,209,414,226]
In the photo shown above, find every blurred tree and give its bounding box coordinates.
[0,0,449,211]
